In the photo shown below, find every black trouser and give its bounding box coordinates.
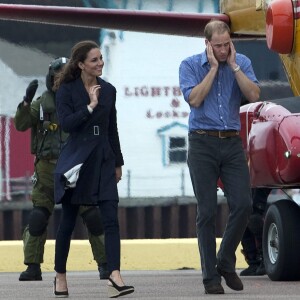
[188,133,252,285]
[54,197,120,274]
[241,188,270,262]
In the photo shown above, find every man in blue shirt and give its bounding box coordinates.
[179,20,260,294]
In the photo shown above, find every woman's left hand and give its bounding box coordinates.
[115,167,122,183]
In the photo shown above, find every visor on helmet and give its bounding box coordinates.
[46,57,69,91]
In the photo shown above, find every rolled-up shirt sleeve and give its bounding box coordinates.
[179,55,203,104]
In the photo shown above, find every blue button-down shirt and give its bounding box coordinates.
[179,51,259,131]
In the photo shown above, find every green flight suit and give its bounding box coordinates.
[14,90,106,265]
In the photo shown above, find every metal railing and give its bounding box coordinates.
[0,176,32,202]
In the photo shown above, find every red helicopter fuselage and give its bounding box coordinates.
[240,99,300,188]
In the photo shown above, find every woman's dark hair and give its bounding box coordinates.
[53,40,99,91]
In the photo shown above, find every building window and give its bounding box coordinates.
[169,137,187,163]
[157,121,188,166]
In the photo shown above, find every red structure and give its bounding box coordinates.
[0,115,34,201]
[240,99,300,188]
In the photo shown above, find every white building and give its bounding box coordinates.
[90,0,220,198]
[101,30,203,197]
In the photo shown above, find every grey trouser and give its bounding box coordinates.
[187,133,252,285]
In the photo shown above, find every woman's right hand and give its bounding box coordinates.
[88,85,101,109]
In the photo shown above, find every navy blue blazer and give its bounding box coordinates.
[54,76,124,205]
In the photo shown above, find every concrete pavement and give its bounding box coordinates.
[1,239,300,299]
[1,270,300,299]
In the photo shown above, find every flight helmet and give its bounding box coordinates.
[46,57,69,91]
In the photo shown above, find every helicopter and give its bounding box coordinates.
[0,0,300,281]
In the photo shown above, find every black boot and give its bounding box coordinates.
[256,250,267,276]
[240,263,259,276]
[240,248,260,276]
[254,249,266,275]
[98,263,109,280]
[256,260,266,275]
[19,264,42,281]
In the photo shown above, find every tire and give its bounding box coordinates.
[263,200,300,281]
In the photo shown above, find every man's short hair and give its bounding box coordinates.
[204,20,231,41]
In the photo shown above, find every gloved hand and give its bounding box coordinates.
[23,79,38,103]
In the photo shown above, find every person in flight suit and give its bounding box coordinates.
[240,188,270,276]
[14,57,109,281]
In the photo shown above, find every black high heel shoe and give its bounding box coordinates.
[53,277,69,298]
[107,278,134,298]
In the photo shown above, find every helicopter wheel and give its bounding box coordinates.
[263,200,300,281]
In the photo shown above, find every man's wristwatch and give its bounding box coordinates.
[233,65,241,73]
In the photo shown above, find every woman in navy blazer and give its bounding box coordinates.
[53,40,134,298]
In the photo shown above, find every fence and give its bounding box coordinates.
[0,197,229,240]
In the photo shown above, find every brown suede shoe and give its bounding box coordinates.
[204,283,224,294]
[217,267,243,291]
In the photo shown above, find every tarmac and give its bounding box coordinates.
[1,239,300,299]
[2,270,300,299]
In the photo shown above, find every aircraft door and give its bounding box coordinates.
[276,114,300,184]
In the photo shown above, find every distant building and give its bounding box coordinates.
[0,0,292,200]
[100,29,204,197]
